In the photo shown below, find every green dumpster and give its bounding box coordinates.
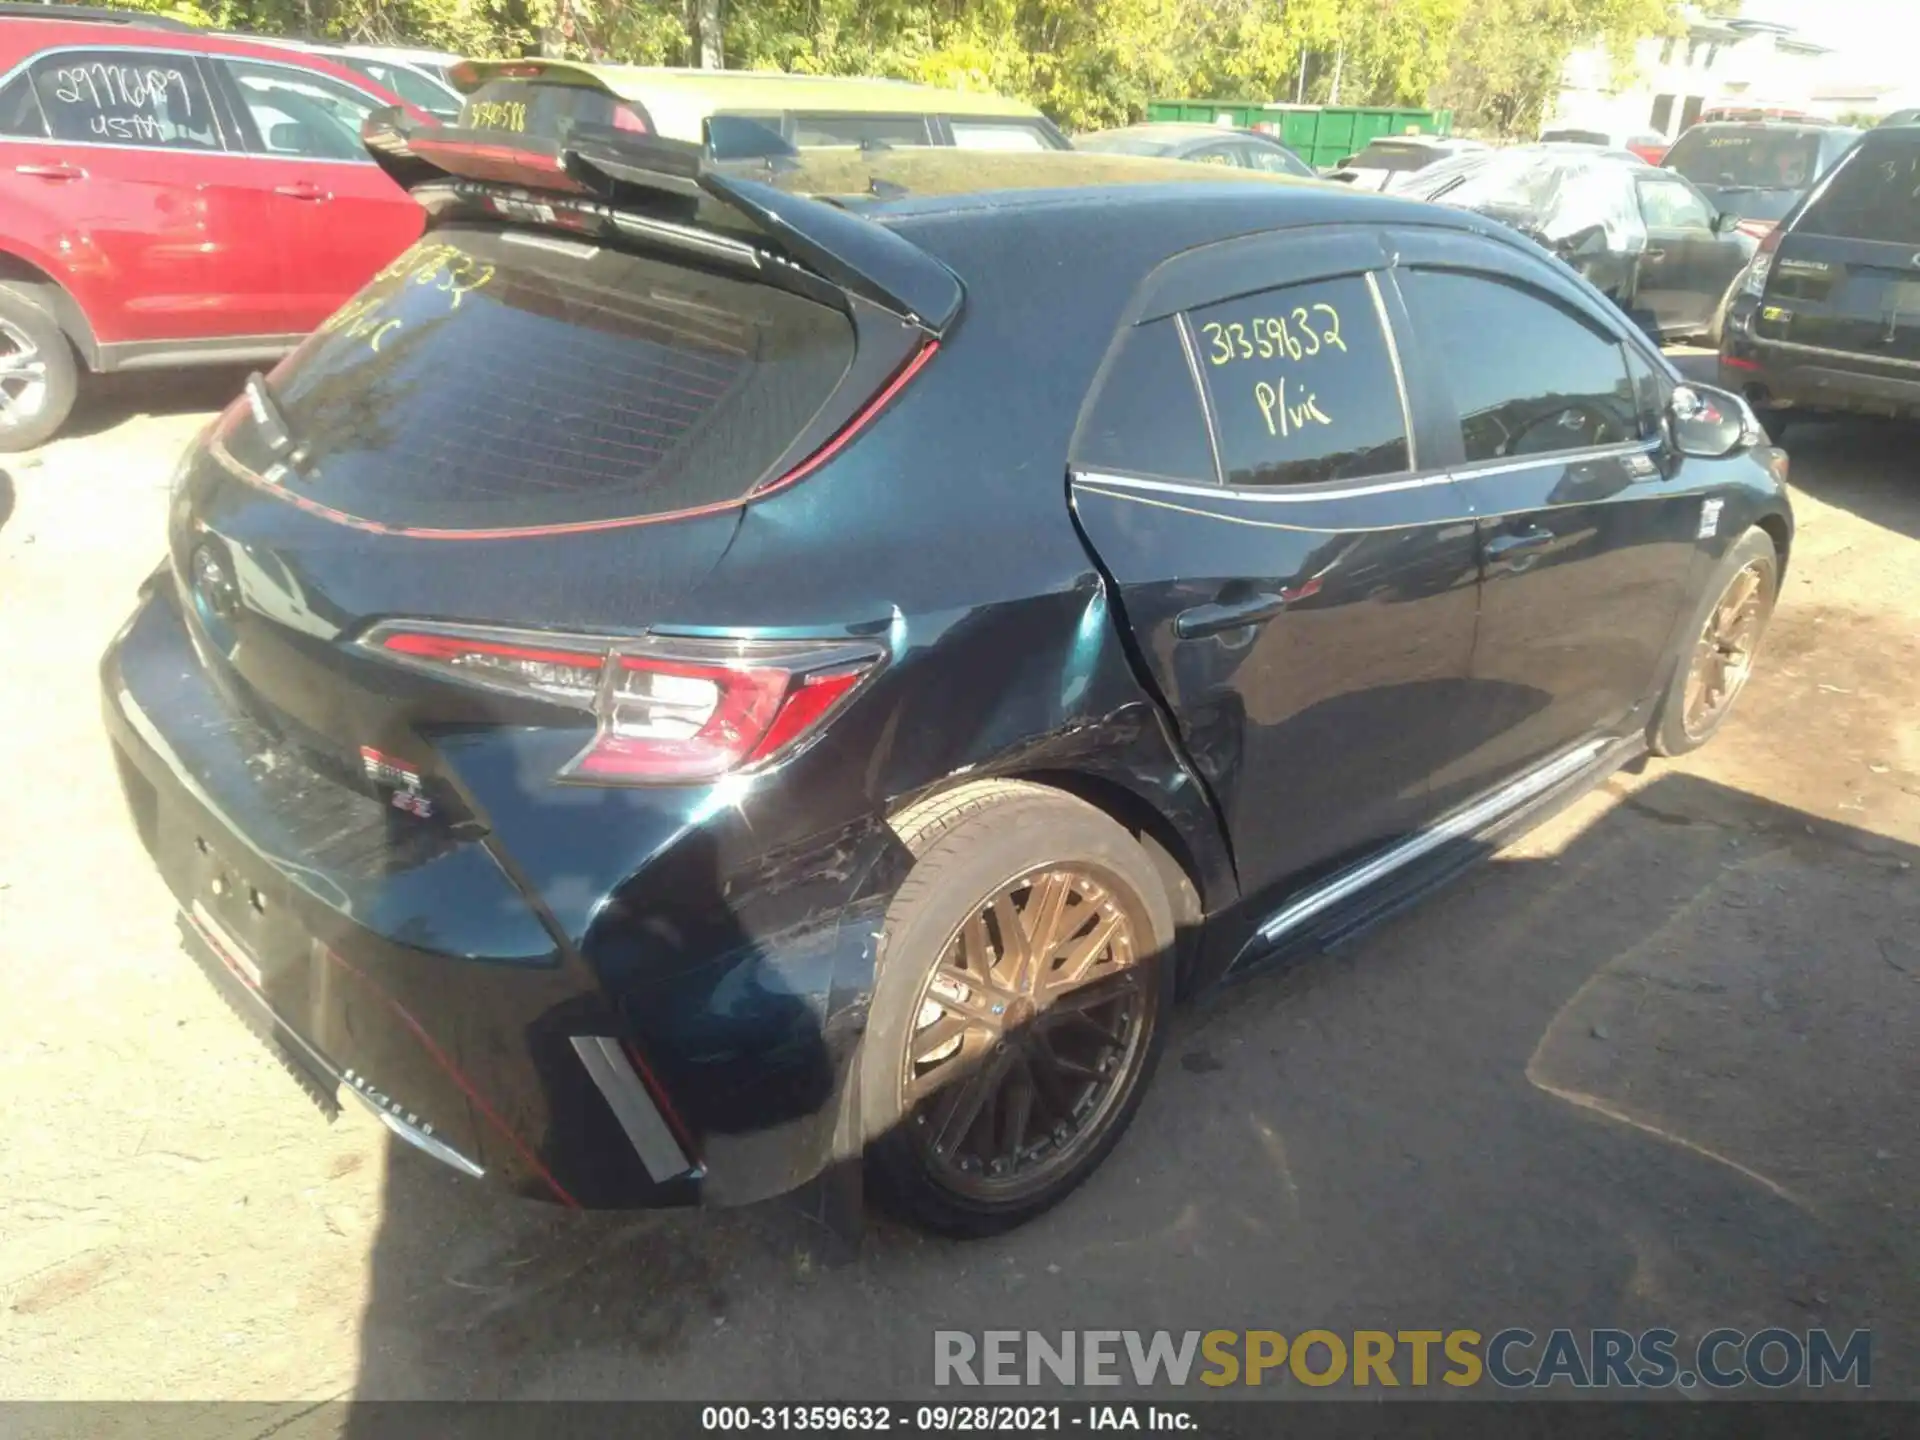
[1142,101,1451,169]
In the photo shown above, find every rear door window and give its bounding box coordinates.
[1797,141,1920,246]
[239,226,856,531]
[29,49,220,148]
[1186,274,1412,489]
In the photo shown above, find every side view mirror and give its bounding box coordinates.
[1712,209,1740,234]
[1666,382,1762,459]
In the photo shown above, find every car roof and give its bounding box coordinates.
[1086,123,1273,142]
[749,147,1455,224]
[1675,120,1849,139]
[0,16,407,92]
[452,58,1046,120]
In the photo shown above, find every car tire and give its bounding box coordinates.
[862,783,1176,1237]
[1650,526,1781,757]
[0,284,78,452]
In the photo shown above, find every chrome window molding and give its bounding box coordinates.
[1365,269,1419,473]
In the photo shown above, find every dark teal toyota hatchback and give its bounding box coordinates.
[102,106,1793,1236]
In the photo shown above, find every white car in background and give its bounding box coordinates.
[242,37,465,118]
[1324,135,1489,191]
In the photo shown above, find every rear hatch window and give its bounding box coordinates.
[1797,141,1920,245]
[1665,129,1822,191]
[458,76,647,137]
[232,225,855,531]
[1351,142,1438,172]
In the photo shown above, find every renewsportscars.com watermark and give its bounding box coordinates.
[934,1328,1872,1390]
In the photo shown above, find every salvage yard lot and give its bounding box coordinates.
[0,370,1916,1401]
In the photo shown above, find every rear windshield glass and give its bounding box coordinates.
[1797,141,1920,245]
[1542,129,1610,146]
[245,225,854,531]
[1664,129,1822,189]
[459,78,643,138]
[1351,142,1438,172]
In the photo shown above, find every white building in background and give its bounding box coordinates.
[1551,10,1841,141]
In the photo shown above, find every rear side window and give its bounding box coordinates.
[1797,142,1920,246]
[217,58,376,160]
[28,50,219,149]
[1186,274,1411,489]
[0,73,46,138]
[791,113,932,148]
[1073,318,1215,482]
[949,120,1055,152]
[1398,269,1636,463]
[248,226,855,531]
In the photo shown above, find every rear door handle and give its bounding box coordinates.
[1643,248,1667,261]
[1485,528,1556,567]
[274,182,329,201]
[14,162,86,181]
[1174,592,1287,639]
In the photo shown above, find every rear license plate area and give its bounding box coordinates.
[160,804,307,1004]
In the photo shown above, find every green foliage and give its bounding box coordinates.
[158,0,1698,135]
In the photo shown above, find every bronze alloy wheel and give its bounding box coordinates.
[1681,556,1775,741]
[900,862,1156,1201]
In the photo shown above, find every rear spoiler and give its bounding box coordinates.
[361,106,962,333]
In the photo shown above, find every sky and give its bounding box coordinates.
[1736,0,1920,84]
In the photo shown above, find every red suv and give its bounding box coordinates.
[0,15,427,448]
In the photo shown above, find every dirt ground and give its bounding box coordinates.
[0,367,1915,1405]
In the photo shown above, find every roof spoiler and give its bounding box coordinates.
[361,105,962,333]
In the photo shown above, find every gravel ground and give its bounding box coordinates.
[0,372,1914,1406]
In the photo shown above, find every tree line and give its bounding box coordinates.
[122,0,1732,136]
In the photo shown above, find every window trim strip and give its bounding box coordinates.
[1365,269,1419,475]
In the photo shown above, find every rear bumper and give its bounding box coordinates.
[1722,321,1920,419]
[101,579,887,1208]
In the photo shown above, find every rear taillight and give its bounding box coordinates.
[362,623,881,783]
[1741,225,1785,297]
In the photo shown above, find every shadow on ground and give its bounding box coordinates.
[1771,418,1920,544]
[335,769,1919,1402]
[59,367,253,443]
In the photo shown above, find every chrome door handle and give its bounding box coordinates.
[1175,592,1287,639]
[1485,529,1555,567]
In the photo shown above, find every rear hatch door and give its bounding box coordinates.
[1757,136,1920,364]
[171,121,951,825]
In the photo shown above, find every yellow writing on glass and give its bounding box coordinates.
[320,245,496,356]
[1201,303,1346,367]
[465,99,528,133]
[318,296,403,353]
[1254,375,1332,438]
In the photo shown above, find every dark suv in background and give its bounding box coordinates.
[1663,121,1861,238]
[1720,124,1920,427]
